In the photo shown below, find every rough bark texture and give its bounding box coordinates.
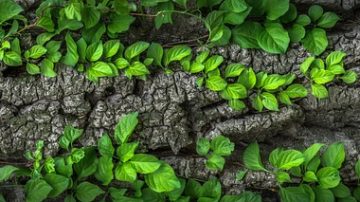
[1,0,360,200]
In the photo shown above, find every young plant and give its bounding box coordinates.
[196,135,235,171]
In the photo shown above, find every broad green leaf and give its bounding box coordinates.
[206,76,227,91]
[115,58,129,69]
[317,167,341,189]
[303,143,324,166]
[322,142,345,169]
[302,28,328,56]
[206,154,225,171]
[288,24,306,43]
[98,133,114,157]
[296,14,311,26]
[355,160,360,178]
[280,186,311,202]
[117,142,139,162]
[86,61,114,81]
[257,23,290,54]
[317,12,340,28]
[0,165,18,182]
[353,187,360,201]
[330,183,351,198]
[276,171,291,184]
[284,84,308,98]
[167,178,186,201]
[328,64,345,75]
[115,162,137,182]
[190,62,205,73]
[130,154,162,174]
[278,91,292,105]
[303,171,318,182]
[196,138,210,156]
[270,149,304,170]
[238,68,256,89]
[311,83,328,99]
[44,173,70,198]
[308,5,323,22]
[219,0,248,13]
[26,63,41,75]
[314,187,335,202]
[232,21,263,49]
[36,33,54,46]
[154,2,174,29]
[280,4,297,23]
[261,92,279,111]
[210,135,235,156]
[55,157,73,178]
[224,63,245,78]
[11,38,21,55]
[62,32,79,67]
[164,45,192,66]
[184,179,203,198]
[310,68,334,84]
[40,59,56,78]
[125,41,150,60]
[125,62,150,77]
[228,99,246,111]
[25,45,47,59]
[76,38,87,62]
[243,142,266,171]
[104,40,120,58]
[223,8,251,26]
[223,83,247,99]
[263,74,287,90]
[64,3,82,21]
[94,156,114,185]
[147,43,163,67]
[38,15,54,32]
[82,6,100,29]
[142,188,166,201]
[3,51,22,66]
[265,0,289,20]
[202,178,222,200]
[74,148,97,179]
[108,187,127,200]
[221,191,261,202]
[145,163,181,193]
[307,156,321,173]
[86,41,103,62]
[59,125,83,150]
[0,0,23,25]
[300,56,315,75]
[75,182,104,202]
[195,50,210,63]
[251,94,264,112]
[108,14,135,34]
[204,55,224,73]
[114,112,138,144]
[25,179,53,202]
[340,71,357,84]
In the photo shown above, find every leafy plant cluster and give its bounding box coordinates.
[241,141,360,201]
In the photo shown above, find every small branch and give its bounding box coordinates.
[163,35,209,48]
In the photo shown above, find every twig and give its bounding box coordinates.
[163,35,209,47]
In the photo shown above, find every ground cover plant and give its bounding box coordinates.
[0,0,359,201]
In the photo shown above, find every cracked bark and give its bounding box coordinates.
[1,0,360,200]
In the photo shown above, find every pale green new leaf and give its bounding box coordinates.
[164,45,192,66]
[145,163,181,193]
[130,154,162,174]
[114,112,138,144]
[206,76,227,92]
[243,142,266,171]
[125,41,150,60]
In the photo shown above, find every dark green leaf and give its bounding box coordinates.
[257,23,290,54]
[75,182,104,202]
[94,156,114,185]
[322,142,345,169]
[316,167,341,189]
[44,173,70,198]
[25,179,53,202]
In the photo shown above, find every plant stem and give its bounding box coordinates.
[163,34,209,47]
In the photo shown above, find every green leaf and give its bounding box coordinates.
[115,162,137,182]
[221,192,261,202]
[59,125,83,150]
[3,51,22,66]
[236,170,247,181]
[238,68,256,89]
[279,186,311,202]
[114,112,138,144]
[130,154,162,174]
[317,167,341,189]
[126,62,150,77]
[276,171,291,184]
[125,41,150,60]
[65,3,82,21]
[265,0,289,20]
[341,70,357,84]
[0,0,23,25]
[117,142,139,162]
[224,63,245,78]
[308,5,323,22]
[303,143,324,166]
[204,55,224,73]
[302,28,328,56]
[36,33,55,46]
[142,188,166,201]
[147,43,164,67]
[219,0,248,13]
[303,171,318,182]
[243,142,266,171]
[75,182,104,202]
[353,187,360,201]
[284,84,308,98]
[86,41,103,62]
[0,165,18,182]
[189,62,205,73]
[311,84,328,99]
[296,14,311,26]
[288,24,306,43]
[232,21,263,49]
[55,157,73,178]
[40,59,56,78]
[76,38,87,62]
[228,99,246,111]
[167,178,186,201]
[314,187,335,202]
[115,58,129,69]
[206,76,227,92]
[104,40,120,58]
[26,63,41,75]
[145,163,181,193]
[210,135,235,156]
[164,45,192,66]
[325,51,346,66]
[25,45,47,59]
[206,154,225,171]
[154,2,174,29]
[280,4,297,23]
[223,9,252,25]
[82,6,100,29]
[322,142,345,169]
[278,91,292,105]
[196,138,210,156]
[257,23,290,54]
[62,33,79,67]
[86,61,114,81]
[355,160,360,178]
[44,173,70,198]
[94,156,114,185]
[270,149,304,170]
[331,183,351,198]
[317,12,340,28]
[300,56,315,75]
[261,92,279,111]
[74,148,97,179]
[197,0,222,8]
[184,179,203,198]
[262,74,286,90]
[195,50,210,64]
[108,14,135,34]
[223,83,247,99]
[11,38,21,55]
[98,133,114,157]
[25,179,53,202]
[307,156,321,173]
